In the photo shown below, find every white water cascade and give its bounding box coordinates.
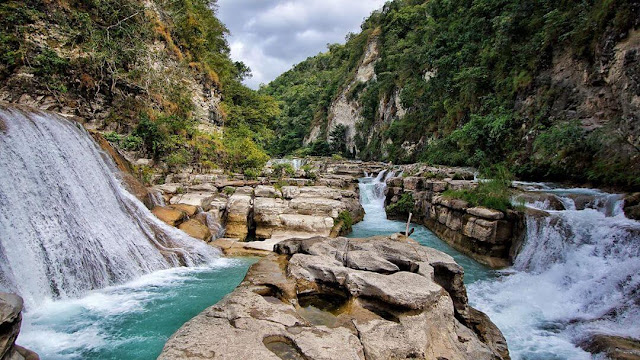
[0,106,219,308]
[470,185,640,359]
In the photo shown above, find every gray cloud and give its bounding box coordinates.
[217,0,386,89]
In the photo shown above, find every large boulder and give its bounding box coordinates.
[624,193,640,220]
[160,236,509,360]
[169,192,216,211]
[224,194,253,241]
[178,219,212,242]
[152,206,186,227]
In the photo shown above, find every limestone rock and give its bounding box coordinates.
[345,250,399,274]
[167,204,198,217]
[467,207,504,220]
[581,334,640,360]
[160,236,509,360]
[169,192,216,211]
[0,293,39,360]
[224,194,253,241]
[624,193,640,220]
[255,185,281,198]
[178,219,212,242]
[152,206,186,226]
[345,271,442,310]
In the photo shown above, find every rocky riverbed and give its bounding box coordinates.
[159,235,509,360]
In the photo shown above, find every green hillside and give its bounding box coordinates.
[262,0,640,188]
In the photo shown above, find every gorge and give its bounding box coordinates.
[1,0,639,359]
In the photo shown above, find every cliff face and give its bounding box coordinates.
[0,0,279,175]
[264,0,640,189]
[0,0,226,131]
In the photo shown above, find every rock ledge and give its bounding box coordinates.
[159,235,509,360]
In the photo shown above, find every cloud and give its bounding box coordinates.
[217,0,386,89]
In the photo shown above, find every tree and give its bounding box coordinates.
[329,124,348,156]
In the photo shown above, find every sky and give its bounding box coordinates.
[217,0,386,89]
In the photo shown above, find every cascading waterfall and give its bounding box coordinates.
[469,185,640,359]
[0,105,219,308]
[269,158,306,171]
[358,169,395,216]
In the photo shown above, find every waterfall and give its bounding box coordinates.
[269,158,306,171]
[358,170,389,210]
[0,105,219,308]
[149,190,166,207]
[470,186,640,358]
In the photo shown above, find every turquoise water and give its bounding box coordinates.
[19,258,257,360]
[350,219,494,284]
[351,176,494,284]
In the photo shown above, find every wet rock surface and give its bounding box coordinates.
[0,293,39,360]
[159,236,509,360]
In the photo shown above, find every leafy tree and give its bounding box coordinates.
[329,124,348,156]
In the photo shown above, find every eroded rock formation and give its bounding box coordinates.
[0,293,39,360]
[385,173,525,268]
[159,236,509,360]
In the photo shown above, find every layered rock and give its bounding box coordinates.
[252,186,364,242]
[159,236,509,360]
[0,293,39,360]
[385,175,524,268]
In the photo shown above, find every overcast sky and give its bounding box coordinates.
[217,0,386,89]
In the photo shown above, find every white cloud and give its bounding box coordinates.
[217,0,386,89]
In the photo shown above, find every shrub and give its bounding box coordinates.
[223,187,236,196]
[386,193,415,217]
[335,211,354,234]
[442,165,514,212]
[273,163,295,178]
[104,131,122,143]
[166,149,190,167]
[121,135,143,151]
[244,167,261,180]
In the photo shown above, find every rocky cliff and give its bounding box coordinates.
[159,236,509,360]
[264,0,640,189]
[0,0,278,177]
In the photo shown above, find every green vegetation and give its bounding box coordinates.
[301,164,318,180]
[442,166,514,212]
[335,211,354,234]
[386,193,415,218]
[260,29,375,157]
[263,0,640,188]
[0,0,277,176]
[272,163,295,178]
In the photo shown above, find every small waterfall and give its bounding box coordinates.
[0,106,219,308]
[269,158,306,171]
[148,190,166,207]
[358,170,389,210]
[470,186,640,358]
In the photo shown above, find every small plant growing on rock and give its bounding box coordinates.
[386,193,415,218]
[335,211,354,234]
[223,187,236,196]
[301,164,318,180]
[272,163,295,178]
[244,168,261,180]
[104,132,122,143]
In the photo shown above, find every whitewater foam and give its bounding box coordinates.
[0,106,219,307]
[470,186,640,359]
